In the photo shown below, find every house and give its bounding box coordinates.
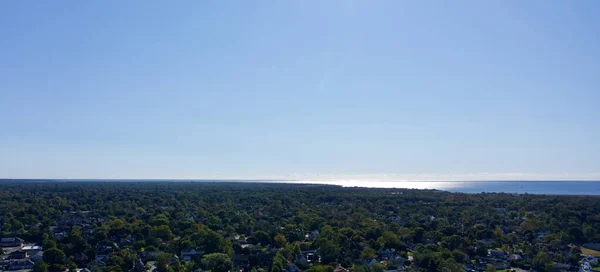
[54,231,68,240]
[287,263,301,272]
[537,231,551,239]
[257,252,275,267]
[302,250,318,263]
[508,254,522,261]
[581,261,593,272]
[491,262,509,270]
[87,260,106,269]
[241,243,255,250]
[131,257,146,272]
[473,263,487,271]
[0,237,24,247]
[364,258,380,267]
[478,239,494,247]
[22,245,42,252]
[380,248,393,259]
[181,247,203,261]
[141,251,164,262]
[334,266,350,272]
[74,252,89,263]
[553,263,572,271]
[388,255,407,267]
[305,230,319,241]
[232,254,249,268]
[489,250,507,260]
[30,251,44,262]
[118,236,135,247]
[95,253,110,261]
[95,245,114,261]
[462,264,475,271]
[295,254,308,266]
[9,259,35,270]
[8,250,28,259]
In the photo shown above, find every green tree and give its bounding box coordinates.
[317,240,340,264]
[371,262,386,272]
[306,265,334,272]
[156,253,173,272]
[272,252,287,272]
[33,261,49,272]
[379,231,403,250]
[68,262,77,272]
[252,230,271,245]
[274,233,287,248]
[172,260,182,271]
[42,239,56,249]
[360,247,376,259]
[43,248,66,264]
[451,249,466,263]
[532,251,551,271]
[202,253,232,272]
[439,258,465,272]
[485,265,496,272]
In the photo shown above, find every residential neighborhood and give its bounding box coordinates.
[1,182,600,272]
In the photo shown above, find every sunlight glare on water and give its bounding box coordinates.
[287,180,462,190]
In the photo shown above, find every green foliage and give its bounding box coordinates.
[43,248,66,264]
[202,253,232,272]
[371,262,386,272]
[317,239,340,264]
[156,253,173,272]
[272,252,287,272]
[379,231,403,250]
[360,247,376,259]
[33,261,49,272]
[274,233,287,248]
[451,249,466,263]
[439,258,464,272]
[252,230,271,245]
[532,251,551,271]
[485,265,496,272]
[306,265,334,272]
[0,182,599,271]
[67,262,77,272]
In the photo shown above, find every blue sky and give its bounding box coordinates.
[1,1,599,180]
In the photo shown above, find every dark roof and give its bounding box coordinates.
[10,259,34,264]
[334,266,350,272]
[232,254,249,261]
[1,237,23,242]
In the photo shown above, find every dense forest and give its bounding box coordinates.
[0,181,599,272]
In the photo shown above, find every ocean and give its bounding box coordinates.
[287,180,600,195]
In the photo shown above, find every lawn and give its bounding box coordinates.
[582,247,600,257]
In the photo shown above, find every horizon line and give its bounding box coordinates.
[1,178,600,182]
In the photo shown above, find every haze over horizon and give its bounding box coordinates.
[1,1,599,180]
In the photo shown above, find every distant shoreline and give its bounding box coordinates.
[1,179,599,196]
[1,178,599,182]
